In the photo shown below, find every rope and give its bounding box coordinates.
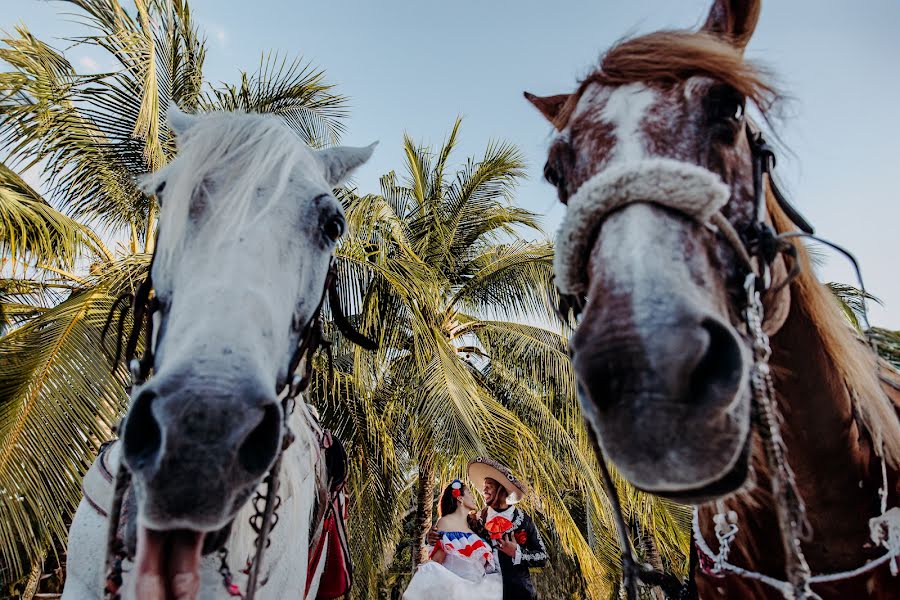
[693,447,900,595]
[693,508,900,590]
[103,462,131,600]
[745,274,819,599]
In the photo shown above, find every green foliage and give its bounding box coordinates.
[828,283,900,369]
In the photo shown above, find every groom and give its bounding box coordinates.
[467,457,548,599]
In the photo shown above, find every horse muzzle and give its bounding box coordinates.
[120,369,283,529]
[570,280,753,500]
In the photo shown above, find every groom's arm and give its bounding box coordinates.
[516,514,549,568]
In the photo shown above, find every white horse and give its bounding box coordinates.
[62,107,375,599]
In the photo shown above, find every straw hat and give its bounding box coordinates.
[467,457,529,504]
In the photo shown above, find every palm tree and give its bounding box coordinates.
[309,120,692,598]
[0,0,345,589]
[828,283,900,369]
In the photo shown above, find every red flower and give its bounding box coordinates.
[452,489,461,498]
[515,530,527,545]
[485,516,514,539]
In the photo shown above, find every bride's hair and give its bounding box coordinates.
[439,480,467,516]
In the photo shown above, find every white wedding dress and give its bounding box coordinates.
[403,531,503,600]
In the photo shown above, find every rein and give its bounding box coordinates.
[560,124,899,599]
[101,256,375,599]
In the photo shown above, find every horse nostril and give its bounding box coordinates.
[121,390,162,472]
[238,404,282,476]
[689,319,744,404]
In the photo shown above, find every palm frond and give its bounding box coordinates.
[827,282,881,332]
[0,23,155,232]
[0,290,126,580]
[0,162,95,267]
[203,54,347,147]
[449,240,556,321]
[869,328,900,370]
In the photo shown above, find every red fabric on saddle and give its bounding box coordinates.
[306,491,352,599]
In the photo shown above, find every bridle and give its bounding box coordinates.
[555,123,899,599]
[101,255,376,599]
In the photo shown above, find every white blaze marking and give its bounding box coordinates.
[601,82,657,164]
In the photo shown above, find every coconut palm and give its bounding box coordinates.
[0,0,345,589]
[308,120,691,598]
[828,283,900,369]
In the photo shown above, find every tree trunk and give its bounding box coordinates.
[412,461,436,569]
[635,520,665,600]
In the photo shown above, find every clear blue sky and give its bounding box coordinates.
[6,0,900,327]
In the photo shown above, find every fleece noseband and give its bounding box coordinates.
[553,158,730,297]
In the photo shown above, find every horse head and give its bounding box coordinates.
[527,0,795,503]
[119,107,374,595]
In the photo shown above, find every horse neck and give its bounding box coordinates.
[226,406,320,576]
[710,283,891,577]
[767,293,884,554]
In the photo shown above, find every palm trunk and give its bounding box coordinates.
[412,460,435,569]
[635,520,665,600]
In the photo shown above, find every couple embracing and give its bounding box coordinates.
[403,457,549,600]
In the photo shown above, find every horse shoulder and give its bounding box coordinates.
[62,444,122,599]
[61,498,107,599]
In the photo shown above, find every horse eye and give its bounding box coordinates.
[543,161,562,188]
[544,139,575,205]
[707,84,746,124]
[323,215,345,242]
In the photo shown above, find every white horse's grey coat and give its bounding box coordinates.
[63,409,326,600]
[62,107,374,599]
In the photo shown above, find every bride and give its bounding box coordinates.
[403,480,503,599]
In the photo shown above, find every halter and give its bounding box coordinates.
[101,254,376,600]
[556,124,899,599]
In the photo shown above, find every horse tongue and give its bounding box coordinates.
[134,527,204,600]
[168,530,203,599]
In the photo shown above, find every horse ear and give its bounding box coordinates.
[701,0,761,51]
[524,92,572,130]
[167,104,196,136]
[317,142,377,187]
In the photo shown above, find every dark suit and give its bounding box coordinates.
[474,507,548,599]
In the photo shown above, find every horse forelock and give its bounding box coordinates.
[143,112,321,277]
[555,30,780,131]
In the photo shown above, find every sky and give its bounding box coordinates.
[5,0,900,327]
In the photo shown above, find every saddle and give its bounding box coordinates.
[303,407,353,599]
[82,405,354,599]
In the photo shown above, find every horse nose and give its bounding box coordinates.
[687,318,745,407]
[120,387,163,473]
[571,310,744,409]
[237,402,282,476]
[120,378,283,483]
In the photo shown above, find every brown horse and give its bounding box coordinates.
[526,0,900,597]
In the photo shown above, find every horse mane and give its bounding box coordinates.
[555,30,780,129]
[767,188,900,467]
[142,111,318,274]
